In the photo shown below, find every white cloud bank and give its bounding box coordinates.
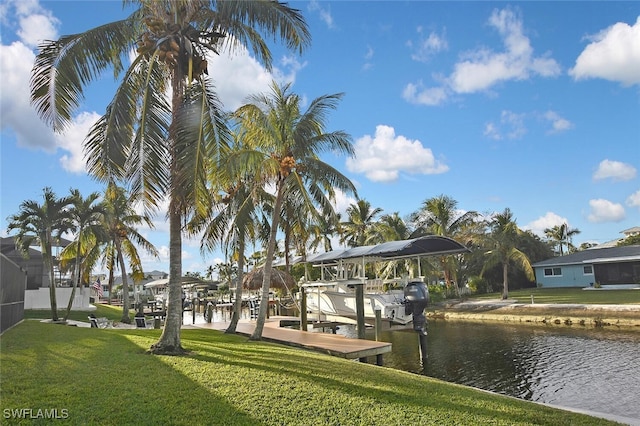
[524,211,570,237]
[346,125,449,183]
[569,16,640,86]
[587,199,626,223]
[593,159,637,182]
[403,7,561,106]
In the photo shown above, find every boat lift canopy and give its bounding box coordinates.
[305,235,470,265]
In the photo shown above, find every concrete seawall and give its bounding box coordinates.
[427,300,640,330]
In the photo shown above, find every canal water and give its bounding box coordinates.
[362,321,640,422]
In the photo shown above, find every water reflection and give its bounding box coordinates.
[361,322,640,421]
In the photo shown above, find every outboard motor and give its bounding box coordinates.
[404,281,429,336]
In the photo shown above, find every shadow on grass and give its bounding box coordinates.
[0,322,262,426]
[179,329,605,426]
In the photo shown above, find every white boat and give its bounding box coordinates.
[304,279,411,324]
[300,236,469,326]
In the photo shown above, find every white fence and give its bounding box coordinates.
[25,287,93,310]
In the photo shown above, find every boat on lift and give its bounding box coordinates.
[300,235,470,326]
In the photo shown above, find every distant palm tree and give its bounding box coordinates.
[230,81,356,340]
[544,223,580,255]
[410,194,478,293]
[309,213,341,254]
[101,184,158,323]
[340,199,383,248]
[369,212,410,244]
[482,208,534,300]
[61,189,105,321]
[31,0,309,354]
[7,188,73,321]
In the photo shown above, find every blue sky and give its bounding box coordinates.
[1,1,639,278]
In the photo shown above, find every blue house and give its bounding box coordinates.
[532,245,640,288]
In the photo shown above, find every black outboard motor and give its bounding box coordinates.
[404,281,429,336]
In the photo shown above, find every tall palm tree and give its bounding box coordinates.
[482,208,534,300]
[7,188,73,321]
[189,145,270,333]
[410,194,478,292]
[30,0,310,354]
[61,189,105,321]
[230,81,356,340]
[102,184,158,322]
[340,199,383,248]
[544,223,580,256]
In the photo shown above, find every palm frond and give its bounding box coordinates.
[30,15,141,131]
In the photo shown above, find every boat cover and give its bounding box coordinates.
[306,235,469,264]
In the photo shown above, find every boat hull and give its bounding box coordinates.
[305,287,412,325]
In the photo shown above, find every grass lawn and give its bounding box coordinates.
[469,287,640,305]
[0,321,621,425]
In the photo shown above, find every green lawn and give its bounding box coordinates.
[0,321,621,425]
[469,287,640,305]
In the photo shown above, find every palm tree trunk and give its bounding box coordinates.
[150,200,185,354]
[44,229,58,321]
[149,67,185,355]
[250,183,285,340]
[64,235,84,321]
[502,262,509,300]
[118,242,131,324]
[226,236,245,334]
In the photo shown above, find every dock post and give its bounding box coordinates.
[354,283,365,340]
[418,333,428,368]
[206,302,213,323]
[300,287,308,331]
[374,307,382,341]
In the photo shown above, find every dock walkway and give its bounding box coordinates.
[190,317,391,365]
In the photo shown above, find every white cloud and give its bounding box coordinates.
[346,125,449,183]
[542,110,573,134]
[308,0,334,29]
[448,8,561,94]
[483,110,527,140]
[331,188,357,217]
[56,112,101,173]
[6,0,60,48]
[593,159,637,181]
[626,190,640,209]
[523,212,569,237]
[208,45,304,111]
[362,45,374,71]
[404,7,560,106]
[18,12,59,47]
[587,199,626,223]
[408,26,448,62]
[402,81,448,106]
[569,17,640,86]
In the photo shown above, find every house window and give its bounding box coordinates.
[583,265,593,275]
[544,267,562,277]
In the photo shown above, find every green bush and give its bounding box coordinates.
[467,275,491,294]
[428,284,445,303]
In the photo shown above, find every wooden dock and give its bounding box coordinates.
[190,317,392,365]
